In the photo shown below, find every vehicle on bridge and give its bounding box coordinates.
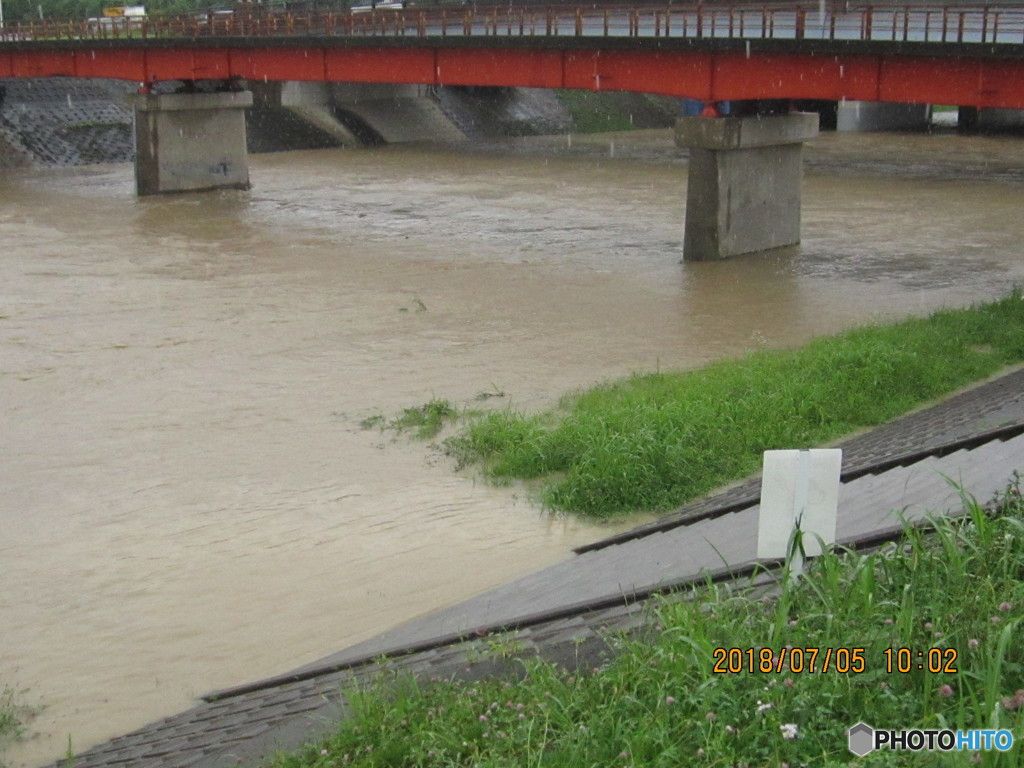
[351,0,406,12]
[85,5,145,33]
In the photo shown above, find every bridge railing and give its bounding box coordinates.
[2,4,1022,45]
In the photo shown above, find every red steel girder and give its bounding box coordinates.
[434,48,564,89]
[142,48,233,81]
[564,50,712,98]
[234,47,326,81]
[980,59,1024,110]
[877,57,983,106]
[2,43,1024,109]
[73,48,147,79]
[326,48,435,84]
[9,50,77,78]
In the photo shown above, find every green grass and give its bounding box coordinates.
[443,292,1024,518]
[387,398,458,440]
[0,685,40,768]
[267,476,1024,768]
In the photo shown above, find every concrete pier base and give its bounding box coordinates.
[976,108,1024,130]
[133,90,253,196]
[836,100,931,132]
[675,113,818,261]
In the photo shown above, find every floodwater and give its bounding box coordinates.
[3,127,1024,766]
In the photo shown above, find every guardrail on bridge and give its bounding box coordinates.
[1,3,1023,45]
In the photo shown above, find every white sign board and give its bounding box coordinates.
[757,449,842,560]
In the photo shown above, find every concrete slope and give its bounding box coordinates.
[296,431,1024,671]
[336,94,465,144]
[287,104,361,145]
[0,77,135,166]
[0,119,30,168]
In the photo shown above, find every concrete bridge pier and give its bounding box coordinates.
[675,113,819,261]
[836,100,931,132]
[133,89,253,196]
[958,107,1024,131]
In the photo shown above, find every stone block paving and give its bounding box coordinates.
[0,77,136,165]
[46,368,1024,768]
[307,433,1024,672]
[51,601,660,768]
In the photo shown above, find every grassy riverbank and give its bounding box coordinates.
[269,477,1024,768]
[443,293,1024,518]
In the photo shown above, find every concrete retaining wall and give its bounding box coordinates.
[977,108,1024,130]
[330,83,466,143]
[0,80,609,167]
[249,81,467,149]
[0,77,136,166]
[436,86,572,138]
[836,101,932,132]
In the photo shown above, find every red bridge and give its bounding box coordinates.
[2,3,1022,260]
[2,4,1023,107]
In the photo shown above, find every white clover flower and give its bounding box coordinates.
[780,723,799,740]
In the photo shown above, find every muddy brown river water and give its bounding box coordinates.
[3,128,1024,766]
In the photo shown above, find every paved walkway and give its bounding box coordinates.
[49,367,1024,768]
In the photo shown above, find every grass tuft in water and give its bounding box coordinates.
[390,399,458,440]
[0,685,41,768]
[444,292,1024,518]
[266,477,1024,768]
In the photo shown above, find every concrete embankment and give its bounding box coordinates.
[0,77,137,166]
[0,78,677,167]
